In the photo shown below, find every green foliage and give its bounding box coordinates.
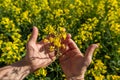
[0,0,120,80]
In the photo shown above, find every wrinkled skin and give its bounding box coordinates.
[59,34,98,79]
[25,27,56,72]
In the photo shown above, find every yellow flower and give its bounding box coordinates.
[1,17,10,25]
[40,68,47,77]
[69,4,75,9]
[53,37,61,48]
[61,44,66,49]
[94,74,105,80]
[62,33,67,40]
[64,9,70,14]
[0,40,3,48]
[44,25,55,34]
[49,46,55,52]
[107,75,120,80]
[104,55,111,59]
[34,69,41,76]
[43,39,49,43]
[110,23,120,34]
[49,37,54,43]
[22,11,29,19]
[6,46,11,51]
[34,68,47,77]
[59,27,66,32]
[54,9,63,17]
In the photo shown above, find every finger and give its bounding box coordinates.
[29,26,38,43]
[59,33,71,53]
[84,44,98,63]
[60,38,81,56]
[60,44,69,53]
[59,39,83,61]
[61,33,71,43]
[59,49,79,62]
[38,35,54,48]
[67,39,80,50]
[66,33,71,40]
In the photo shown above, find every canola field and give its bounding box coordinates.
[0,0,120,80]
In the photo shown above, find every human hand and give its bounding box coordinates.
[0,26,56,80]
[59,34,98,80]
[25,26,56,72]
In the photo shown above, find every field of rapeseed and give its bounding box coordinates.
[0,0,120,80]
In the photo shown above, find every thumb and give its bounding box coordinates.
[84,44,98,64]
[29,26,38,43]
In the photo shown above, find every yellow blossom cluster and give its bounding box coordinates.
[43,25,67,57]
[107,75,120,80]
[34,68,47,77]
[87,59,107,80]
[0,17,24,64]
[74,17,99,48]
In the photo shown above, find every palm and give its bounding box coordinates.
[60,47,86,78]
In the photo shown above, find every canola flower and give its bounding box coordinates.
[43,26,67,57]
[34,68,47,77]
[107,75,120,80]
[87,59,107,80]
